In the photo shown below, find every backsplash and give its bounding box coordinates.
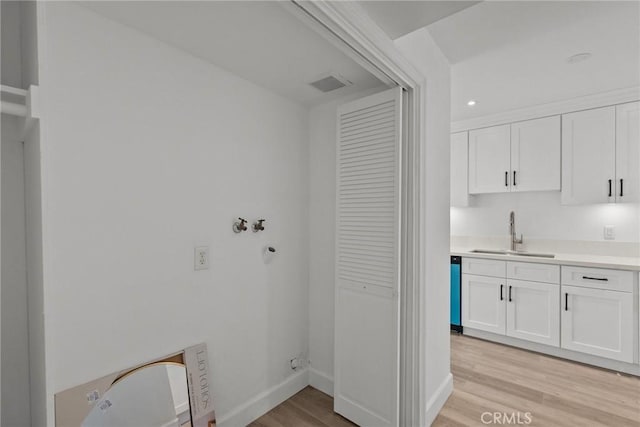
[451,236,640,257]
[451,191,640,243]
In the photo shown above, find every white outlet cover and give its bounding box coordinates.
[194,246,210,270]
[604,225,615,240]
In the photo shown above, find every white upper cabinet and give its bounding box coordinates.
[510,116,561,192]
[450,131,469,207]
[615,101,640,203]
[468,118,561,195]
[468,125,511,194]
[561,106,616,205]
[460,99,637,202]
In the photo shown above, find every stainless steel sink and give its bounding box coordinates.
[470,249,555,259]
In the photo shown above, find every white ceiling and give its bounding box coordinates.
[80,1,386,107]
[75,1,640,121]
[357,1,480,40]
[425,1,640,121]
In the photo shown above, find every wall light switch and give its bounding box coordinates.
[194,246,210,270]
[604,225,615,240]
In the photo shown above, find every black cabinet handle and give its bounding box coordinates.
[513,171,517,186]
[620,179,624,197]
[582,275,608,281]
[508,285,512,302]
[565,293,568,311]
[608,179,612,197]
[500,284,504,301]
[505,171,508,187]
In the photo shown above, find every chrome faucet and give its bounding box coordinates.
[252,219,266,232]
[509,211,523,251]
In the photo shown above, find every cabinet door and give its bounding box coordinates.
[615,101,639,203]
[561,107,616,205]
[468,125,511,194]
[561,285,633,362]
[510,116,560,192]
[506,279,560,347]
[451,132,469,207]
[462,274,506,334]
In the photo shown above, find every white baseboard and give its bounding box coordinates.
[308,368,334,397]
[175,401,189,416]
[424,373,453,426]
[213,366,453,426]
[160,418,180,427]
[216,368,309,427]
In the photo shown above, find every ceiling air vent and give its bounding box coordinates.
[309,74,352,93]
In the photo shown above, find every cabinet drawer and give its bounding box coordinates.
[561,266,634,292]
[462,258,506,277]
[507,262,559,284]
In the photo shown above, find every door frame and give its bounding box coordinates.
[284,2,429,425]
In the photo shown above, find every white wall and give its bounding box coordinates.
[37,3,309,425]
[20,1,39,88]
[1,2,32,425]
[395,28,453,424]
[452,192,640,243]
[1,0,23,88]
[1,116,31,427]
[307,100,337,389]
[23,4,46,425]
[24,121,46,427]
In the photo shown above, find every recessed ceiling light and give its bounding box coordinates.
[467,100,476,106]
[567,52,592,64]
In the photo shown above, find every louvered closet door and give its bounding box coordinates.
[334,88,402,427]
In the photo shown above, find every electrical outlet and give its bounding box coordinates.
[194,246,210,270]
[604,225,615,240]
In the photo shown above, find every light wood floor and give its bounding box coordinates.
[434,334,640,426]
[249,386,356,427]
[251,334,640,426]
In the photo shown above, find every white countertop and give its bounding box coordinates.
[451,247,640,271]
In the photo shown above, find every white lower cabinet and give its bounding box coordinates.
[561,284,634,363]
[463,261,560,344]
[462,274,560,346]
[462,274,505,335]
[462,259,638,367]
[506,279,560,347]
